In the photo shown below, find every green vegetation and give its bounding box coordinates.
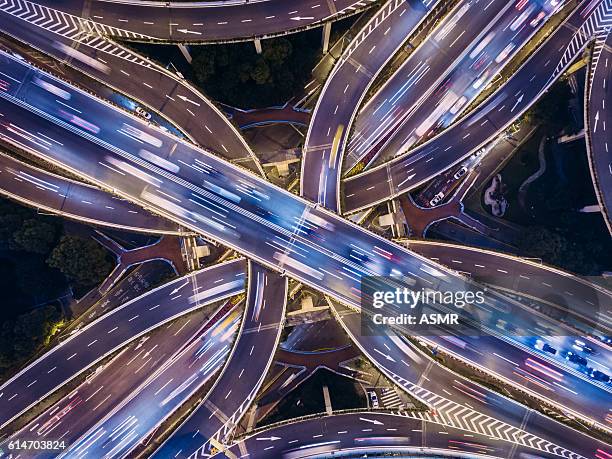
[191,33,320,108]
[518,226,603,275]
[494,80,610,275]
[13,218,60,254]
[47,235,114,291]
[0,198,115,375]
[0,305,63,376]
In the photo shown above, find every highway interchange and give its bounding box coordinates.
[0,0,610,458]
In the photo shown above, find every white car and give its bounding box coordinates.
[368,391,379,408]
[454,166,469,180]
[429,192,445,207]
[135,106,152,119]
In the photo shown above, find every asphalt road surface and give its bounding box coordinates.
[31,0,377,43]
[0,259,246,430]
[0,150,180,234]
[0,4,264,173]
[153,263,288,459]
[302,0,440,210]
[219,411,600,459]
[343,0,607,213]
[586,30,612,234]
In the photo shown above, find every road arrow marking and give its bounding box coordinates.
[359,417,384,425]
[256,436,281,441]
[177,28,202,35]
[171,280,189,295]
[290,16,315,21]
[177,94,201,107]
[594,110,600,133]
[510,94,524,112]
[373,348,396,362]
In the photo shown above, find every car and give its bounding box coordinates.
[454,166,469,180]
[495,42,516,63]
[472,148,486,159]
[450,96,468,115]
[368,391,379,408]
[590,370,610,383]
[135,106,152,119]
[573,339,597,355]
[565,351,587,366]
[530,11,546,27]
[534,339,557,355]
[496,319,518,334]
[429,192,445,207]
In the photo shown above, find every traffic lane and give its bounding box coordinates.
[0,88,594,377]
[335,308,606,459]
[1,54,601,369]
[344,0,510,172]
[2,310,208,458]
[302,0,439,208]
[0,11,259,170]
[342,0,586,213]
[587,33,612,233]
[66,305,242,459]
[0,151,180,234]
[409,241,612,334]
[0,75,599,362]
[220,412,567,459]
[0,258,246,430]
[426,333,611,425]
[0,52,305,235]
[153,263,288,459]
[375,0,557,166]
[39,0,375,42]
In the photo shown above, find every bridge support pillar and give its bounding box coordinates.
[323,385,333,415]
[254,38,262,54]
[177,44,192,64]
[322,22,332,54]
[579,204,601,213]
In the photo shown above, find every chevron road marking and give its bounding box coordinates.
[0,0,154,42]
[553,0,612,81]
[385,371,587,459]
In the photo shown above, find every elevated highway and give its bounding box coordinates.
[343,0,612,213]
[0,259,246,430]
[585,30,612,234]
[16,0,376,43]
[152,263,288,459]
[302,0,442,210]
[217,411,601,459]
[0,151,181,234]
[0,45,610,442]
[0,0,264,173]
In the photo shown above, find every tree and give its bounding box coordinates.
[47,236,113,289]
[518,226,599,275]
[250,58,271,85]
[0,199,31,242]
[189,32,320,108]
[12,218,59,254]
[192,48,217,82]
[263,39,292,63]
[0,305,62,374]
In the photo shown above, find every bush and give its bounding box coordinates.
[47,236,114,290]
[191,34,320,108]
[0,305,63,373]
[12,218,59,254]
